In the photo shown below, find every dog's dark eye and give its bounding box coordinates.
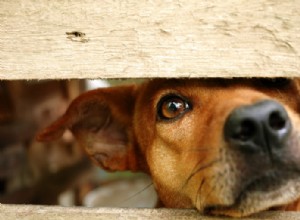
[157,95,191,121]
[260,78,291,88]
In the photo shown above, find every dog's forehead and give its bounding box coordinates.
[136,78,300,111]
[139,78,292,95]
[142,78,300,91]
[141,78,254,92]
[138,79,221,97]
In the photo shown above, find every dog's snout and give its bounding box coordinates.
[224,100,291,153]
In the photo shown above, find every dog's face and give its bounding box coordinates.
[37,78,300,217]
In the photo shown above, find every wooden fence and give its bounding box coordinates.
[0,0,300,219]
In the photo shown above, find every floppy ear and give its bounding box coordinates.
[36,85,139,171]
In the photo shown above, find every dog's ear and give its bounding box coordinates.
[36,85,139,171]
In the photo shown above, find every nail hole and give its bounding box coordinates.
[66,31,89,43]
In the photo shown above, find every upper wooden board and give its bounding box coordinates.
[0,0,299,79]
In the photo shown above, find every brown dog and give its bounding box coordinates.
[37,78,300,217]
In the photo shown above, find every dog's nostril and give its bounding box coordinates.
[269,111,286,131]
[232,119,256,141]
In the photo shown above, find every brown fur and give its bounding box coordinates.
[37,78,300,217]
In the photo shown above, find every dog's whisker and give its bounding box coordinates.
[117,182,154,207]
[195,178,205,210]
[203,174,223,207]
[182,158,220,190]
[188,158,221,182]
[186,149,210,152]
[185,146,217,152]
[181,146,219,189]
[181,157,206,190]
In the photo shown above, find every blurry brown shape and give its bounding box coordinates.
[0,80,90,205]
[0,158,91,205]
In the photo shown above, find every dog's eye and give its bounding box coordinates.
[157,95,191,121]
[259,78,291,88]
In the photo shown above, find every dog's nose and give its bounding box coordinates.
[224,100,291,153]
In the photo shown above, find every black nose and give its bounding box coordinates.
[224,100,291,153]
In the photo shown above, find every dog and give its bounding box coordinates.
[37,78,300,217]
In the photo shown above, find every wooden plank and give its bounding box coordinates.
[1,204,300,220]
[0,0,299,79]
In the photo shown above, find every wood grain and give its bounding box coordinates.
[0,0,299,79]
[1,204,300,220]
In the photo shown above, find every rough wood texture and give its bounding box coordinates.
[1,204,300,220]
[1,0,299,79]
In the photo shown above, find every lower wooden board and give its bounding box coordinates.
[1,204,300,220]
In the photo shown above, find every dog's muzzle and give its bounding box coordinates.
[208,100,299,216]
[224,100,291,155]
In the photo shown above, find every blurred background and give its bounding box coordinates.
[0,79,157,208]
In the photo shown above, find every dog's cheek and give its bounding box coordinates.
[147,137,184,188]
[146,138,194,207]
[148,113,218,208]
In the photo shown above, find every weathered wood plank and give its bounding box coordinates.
[1,204,300,220]
[0,0,299,79]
